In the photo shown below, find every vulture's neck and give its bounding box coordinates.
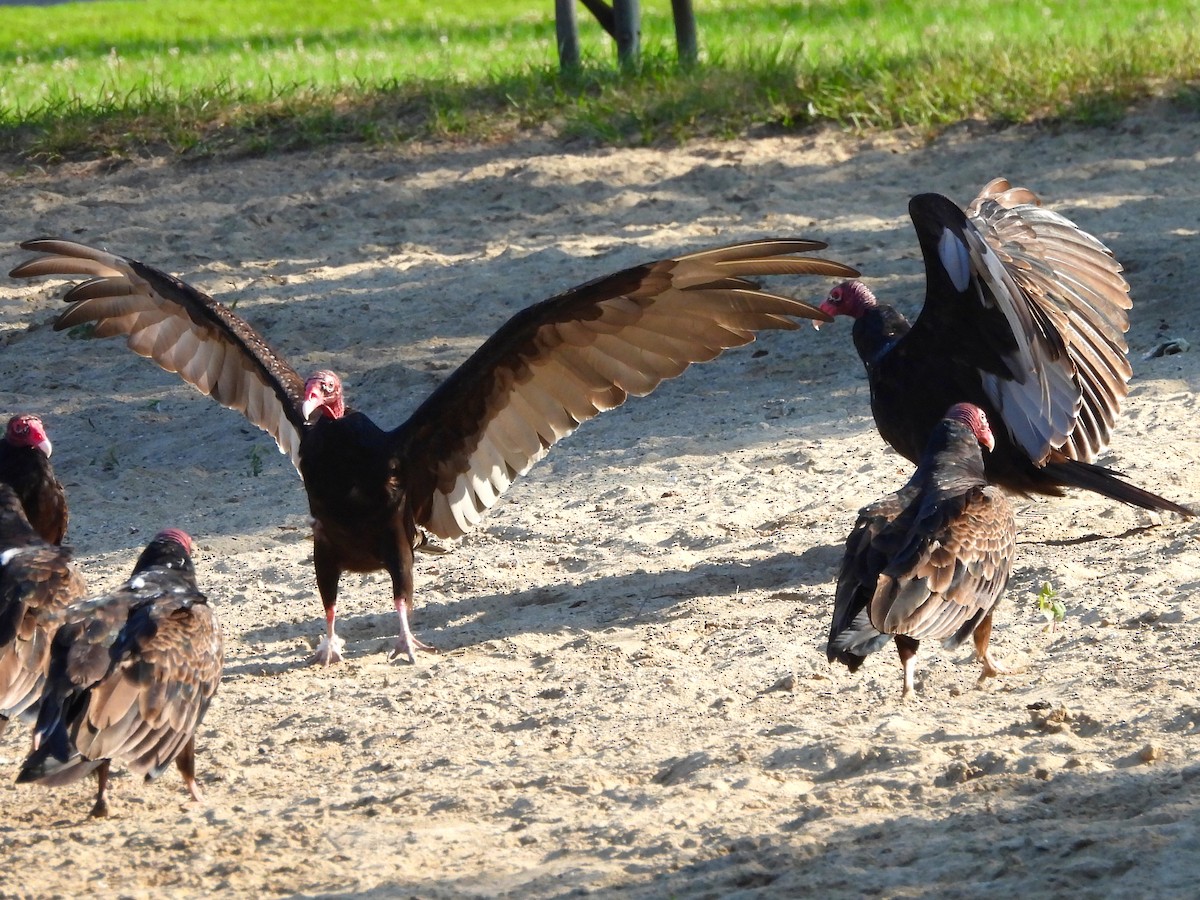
[851,304,911,369]
[912,424,988,501]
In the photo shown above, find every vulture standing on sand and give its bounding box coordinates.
[817,178,1190,516]
[12,237,857,665]
[0,414,69,544]
[0,483,86,733]
[827,403,1015,696]
[17,529,222,818]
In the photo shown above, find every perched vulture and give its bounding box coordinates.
[17,529,222,818]
[0,483,86,733]
[817,178,1190,516]
[827,403,1015,696]
[12,237,856,665]
[0,414,69,544]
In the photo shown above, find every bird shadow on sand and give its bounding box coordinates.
[228,544,843,673]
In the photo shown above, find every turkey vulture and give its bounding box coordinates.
[827,403,1015,696]
[817,178,1191,516]
[11,237,857,665]
[0,414,69,544]
[0,482,86,734]
[17,529,223,818]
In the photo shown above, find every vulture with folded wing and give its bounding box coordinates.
[828,403,1015,696]
[17,529,222,818]
[0,482,86,733]
[817,178,1190,516]
[12,238,856,664]
[0,414,69,544]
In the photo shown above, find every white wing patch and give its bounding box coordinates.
[937,228,972,293]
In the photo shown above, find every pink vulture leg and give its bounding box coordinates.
[308,603,345,667]
[308,535,345,666]
[89,761,112,818]
[176,738,205,804]
[895,635,920,697]
[973,612,1014,682]
[387,535,437,664]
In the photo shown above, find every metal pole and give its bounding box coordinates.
[671,0,698,65]
[613,0,640,70]
[555,0,581,71]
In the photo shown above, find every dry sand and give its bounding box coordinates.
[1,106,1199,898]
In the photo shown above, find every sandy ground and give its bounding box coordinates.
[0,105,1199,898]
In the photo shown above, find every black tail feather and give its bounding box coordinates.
[1044,460,1193,517]
[827,611,892,670]
[17,742,101,786]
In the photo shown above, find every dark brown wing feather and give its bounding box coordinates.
[0,483,85,725]
[69,596,223,777]
[10,240,308,470]
[396,239,858,539]
[26,571,223,783]
[827,487,913,665]
[0,544,87,724]
[870,484,1015,645]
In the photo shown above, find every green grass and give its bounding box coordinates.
[1,0,1198,162]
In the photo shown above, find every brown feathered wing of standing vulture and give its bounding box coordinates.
[16,529,223,818]
[0,483,86,734]
[11,237,857,665]
[827,403,1016,696]
[0,414,69,544]
[817,178,1191,516]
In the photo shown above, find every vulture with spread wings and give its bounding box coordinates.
[12,238,856,665]
[817,178,1190,516]
[17,529,222,818]
[827,403,1016,696]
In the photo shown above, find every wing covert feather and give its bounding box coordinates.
[870,486,1015,645]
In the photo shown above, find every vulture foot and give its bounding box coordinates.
[976,650,1023,682]
[89,763,111,818]
[308,633,346,667]
[387,632,438,665]
[388,596,438,664]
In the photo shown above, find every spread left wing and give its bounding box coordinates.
[394,240,858,539]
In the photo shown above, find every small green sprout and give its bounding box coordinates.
[249,444,264,477]
[1035,581,1066,631]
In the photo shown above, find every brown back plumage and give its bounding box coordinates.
[18,532,222,813]
[828,407,1016,685]
[0,484,86,730]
